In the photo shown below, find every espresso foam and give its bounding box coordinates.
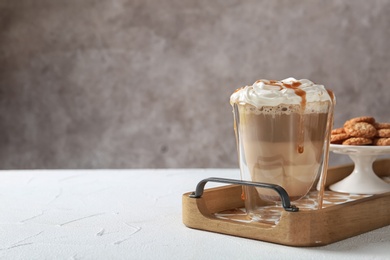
[241,101,330,116]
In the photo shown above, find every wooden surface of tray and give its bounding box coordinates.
[182,159,390,247]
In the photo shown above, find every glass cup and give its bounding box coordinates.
[231,79,334,223]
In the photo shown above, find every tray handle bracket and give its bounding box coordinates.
[189,177,299,212]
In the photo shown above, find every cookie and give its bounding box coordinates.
[331,128,345,134]
[330,133,350,144]
[344,116,376,126]
[373,122,390,129]
[373,138,390,146]
[376,129,390,138]
[342,137,372,146]
[344,122,377,138]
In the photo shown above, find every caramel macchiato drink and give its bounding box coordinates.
[231,78,334,207]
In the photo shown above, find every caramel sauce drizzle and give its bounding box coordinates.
[255,80,284,90]
[268,80,283,90]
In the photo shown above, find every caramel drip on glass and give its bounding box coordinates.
[241,189,246,201]
[282,82,306,153]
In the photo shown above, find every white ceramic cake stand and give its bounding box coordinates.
[329,144,390,194]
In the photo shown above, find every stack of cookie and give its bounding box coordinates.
[331,116,390,146]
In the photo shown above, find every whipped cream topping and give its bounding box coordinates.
[230,77,332,108]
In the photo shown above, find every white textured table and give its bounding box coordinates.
[0,169,389,259]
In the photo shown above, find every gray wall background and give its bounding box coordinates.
[1,0,389,169]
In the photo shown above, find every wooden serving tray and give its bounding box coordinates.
[182,159,390,247]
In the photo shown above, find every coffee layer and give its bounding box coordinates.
[236,103,329,201]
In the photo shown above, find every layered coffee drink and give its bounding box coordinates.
[231,78,334,202]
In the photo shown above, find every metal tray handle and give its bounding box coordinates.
[189,177,299,212]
